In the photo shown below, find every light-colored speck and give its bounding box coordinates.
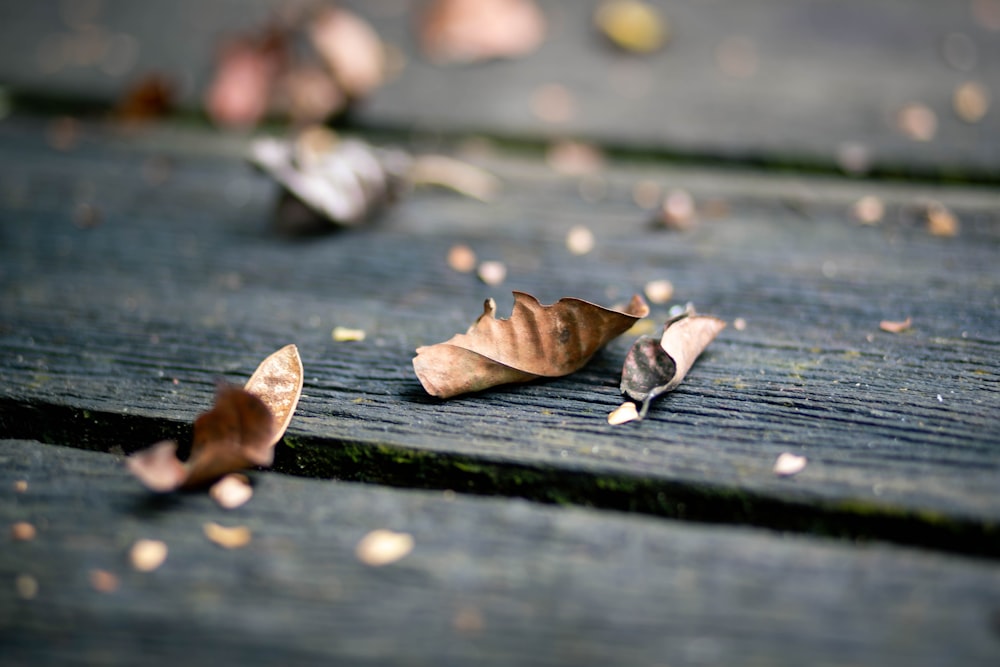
[773,452,807,477]
[732,317,747,331]
[566,225,595,255]
[14,480,28,493]
[953,81,990,123]
[608,401,639,425]
[15,574,38,600]
[203,522,252,549]
[355,529,414,567]
[210,474,254,509]
[926,202,959,237]
[477,260,507,286]
[851,195,884,225]
[130,539,168,572]
[333,326,366,342]
[896,103,937,141]
[11,521,36,541]
[447,244,477,273]
[89,569,119,593]
[643,279,674,304]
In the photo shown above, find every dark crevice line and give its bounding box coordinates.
[1,397,997,561]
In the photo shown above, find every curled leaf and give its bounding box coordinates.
[127,345,304,492]
[414,292,649,398]
[249,126,411,231]
[620,308,726,418]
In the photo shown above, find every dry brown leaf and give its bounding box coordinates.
[203,522,252,549]
[128,345,303,492]
[420,0,546,64]
[204,27,287,129]
[620,307,726,418]
[309,6,385,98]
[414,292,649,398]
[249,127,411,230]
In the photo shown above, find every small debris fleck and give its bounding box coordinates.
[566,225,595,255]
[15,574,38,600]
[937,394,944,403]
[595,0,669,54]
[879,317,912,334]
[607,401,639,425]
[773,453,807,477]
[631,179,662,209]
[448,245,476,273]
[11,522,36,542]
[896,103,937,141]
[14,480,28,493]
[545,140,604,175]
[355,529,414,566]
[953,81,990,123]
[732,317,747,331]
[643,279,674,304]
[130,539,168,572]
[89,569,120,593]
[477,260,507,286]
[333,327,367,342]
[209,474,254,509]
[925,202,960,237]
[657,189,696,230]
[203,522,252,549]
[530,83,576,124]
[851,195,884,225]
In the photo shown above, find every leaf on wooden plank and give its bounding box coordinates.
[249,126,411,231]
[127,345,303,492]
[420,0,546,64]
[413,292,649,398]
[619,307,726,419]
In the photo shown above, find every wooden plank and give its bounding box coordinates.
[0,115,998,552]
[0,1,997,176]
[2,438,1000,666]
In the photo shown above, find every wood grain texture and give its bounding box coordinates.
[2,439,1000,667]
[0,117,998,551]
[0,0,997,176]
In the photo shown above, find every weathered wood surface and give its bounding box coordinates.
[1,115,998,554]
[3,439,999,667]
[0,0,997,176]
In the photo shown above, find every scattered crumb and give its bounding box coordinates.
[130,539,168,572]
[643,279,674,304]
[732,317,747,331]
[545,140,604,175]
[851,195,884,225]
[773,453,807,477]
[566,225,595,255]
[879,317,912,334]
[355,529,414,566]
[607,401,639,425]
[953,81,990,123]
[453,605,486,634]
[89,569,119,593]
[530,83,576,124]
[836,141,872,176]
[477,260,507,286]
[657,189,696,230]
[447,244,477,273]
[594,0,669,54]
[14,480,28,493]
[896,103,937,141]
[631,179,661,209]
[10,522,36,542]
[210,474,254,509]
[203,522,252,549]
[332,326,366,342]
[926,202,959,237]
[15,574,38,600]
